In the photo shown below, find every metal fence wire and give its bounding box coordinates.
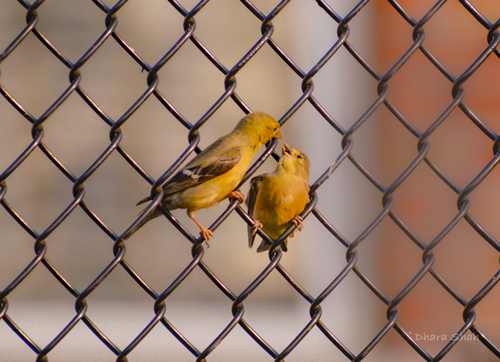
[1,0,500,361]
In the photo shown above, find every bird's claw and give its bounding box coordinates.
[251,220,263,236]
[292,215,304,231]
[200,228,214,247]
[228,190,245,203]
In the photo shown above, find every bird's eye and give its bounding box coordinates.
[273,127,277,131]
[297,155,302,159]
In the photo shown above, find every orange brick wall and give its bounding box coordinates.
[373,1,500,357]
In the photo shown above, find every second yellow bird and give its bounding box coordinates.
[247,143,310,252]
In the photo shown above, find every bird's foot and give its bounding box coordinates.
[251,220,263,236]
[292,215,304,231]
[228,190,245,203]
[200,228,214,247]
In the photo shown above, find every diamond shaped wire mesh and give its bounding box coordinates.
[1,0,500,361]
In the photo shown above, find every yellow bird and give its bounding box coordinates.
[136,112,281,245]
[247,143,310,252]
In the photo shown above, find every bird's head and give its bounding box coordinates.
[234,112,281,144]
[279,143,310,181]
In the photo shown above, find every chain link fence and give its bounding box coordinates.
[1,0,500,361]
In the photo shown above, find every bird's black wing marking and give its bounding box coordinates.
[164,148,241,194]
[246,175,265,248]
[137,147,242,206]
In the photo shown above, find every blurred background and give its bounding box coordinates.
[1,0,500,361]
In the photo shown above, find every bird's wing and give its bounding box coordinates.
[246,175,264,248]
[137,147,241,206]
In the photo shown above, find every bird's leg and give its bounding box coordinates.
[251,220,263,236]
[292,215,304,231]
[228,190,245,203]
[187,210,213,246]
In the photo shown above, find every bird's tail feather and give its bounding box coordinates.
[123,205,161,239]
[256,238,288,253]
[136,195,152,206]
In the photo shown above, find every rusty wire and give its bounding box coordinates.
[1,0,500,361]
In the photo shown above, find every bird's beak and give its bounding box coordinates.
[274,129,282,139]
[282,143,292,156]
